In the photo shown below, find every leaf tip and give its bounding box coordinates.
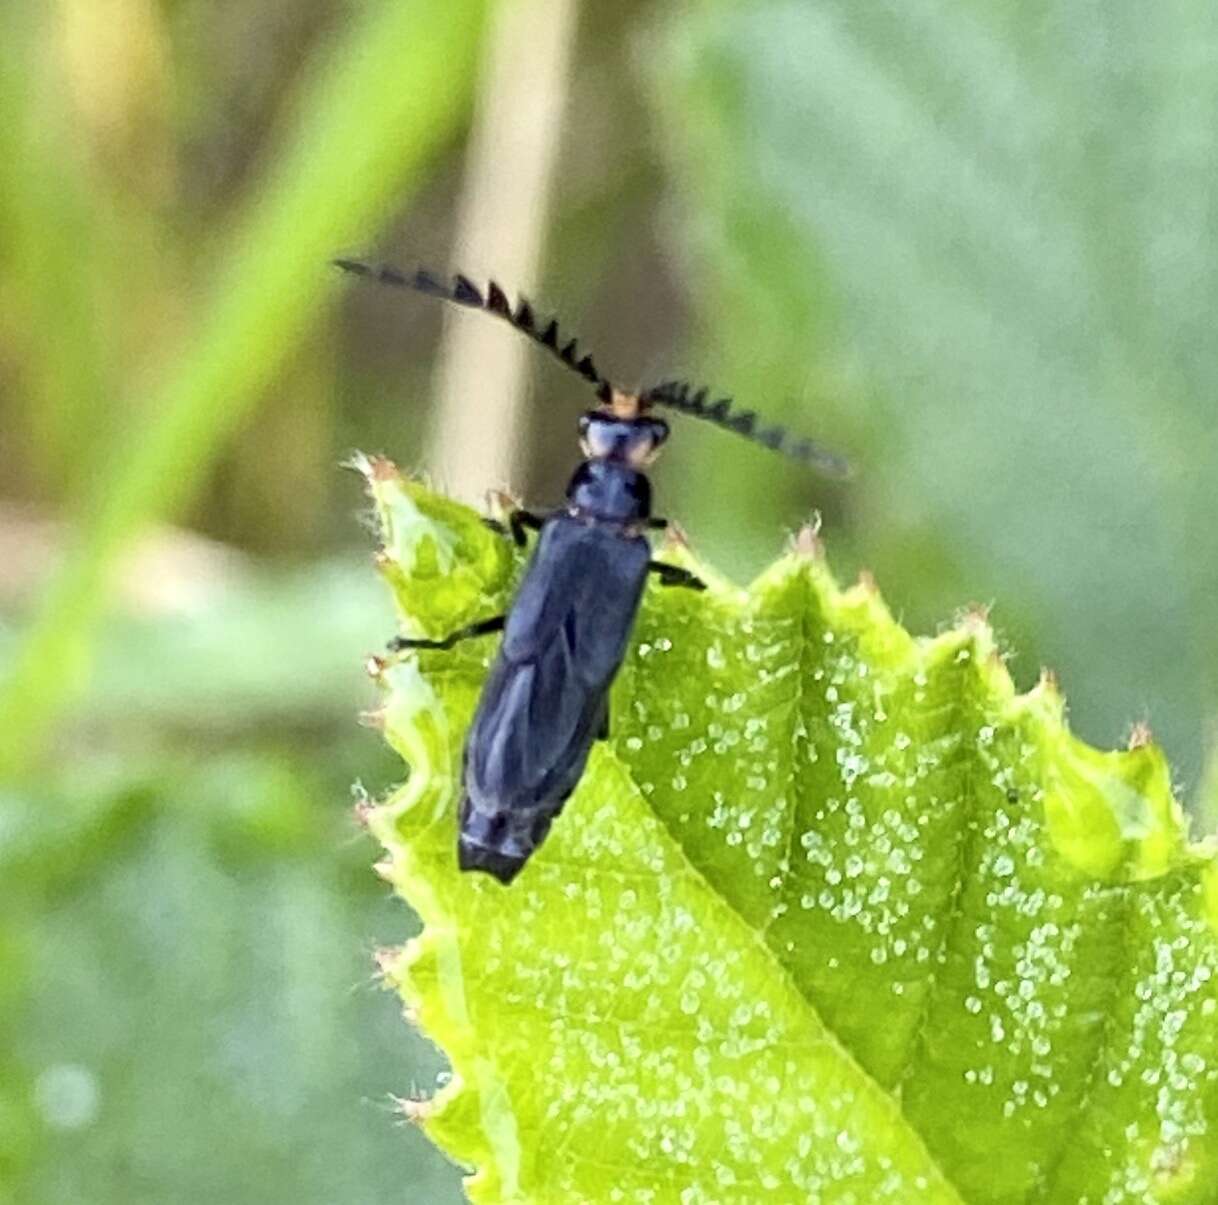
[341,449,374,478]
[1030,666,1067,721]
[352,796,376,829]
[958,601,993,635]
[372,856,395,883]
[358,707,386,732]
[361,453,402,484]
[792,515,824,560]
[390,1092,433,1125]
[953,602,1007,675]
[374,944,408,984]
[485,487,521,519]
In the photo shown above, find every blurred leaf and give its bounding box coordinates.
[0,0,488,777]
[85,557,394,730]
[1199,738,1218,837]
[364,465,1218,1202]
[0,779,155,904]
[0,8,128,493]
[648,0,1218,790]
[5,757,464,1205]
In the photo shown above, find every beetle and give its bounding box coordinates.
[336,258,849,884]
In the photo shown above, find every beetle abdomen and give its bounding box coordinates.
[456,780,574,885]
[458,516,649,882]
[459,653,605,883]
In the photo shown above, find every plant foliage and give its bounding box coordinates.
[0,0,487,776]
[651,0,1218,785]
[363,459,1218,1204]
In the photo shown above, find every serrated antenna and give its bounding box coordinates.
[335,259,852,476]
[333,258,608,391]
[641,379,852,478]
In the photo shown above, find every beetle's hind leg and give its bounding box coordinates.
[648,561,707,591]
[390,614,505,653]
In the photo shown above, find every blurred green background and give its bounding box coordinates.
[1,0,1215,1201]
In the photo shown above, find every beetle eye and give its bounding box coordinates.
[580,415,621,458]
[581,414,665,461]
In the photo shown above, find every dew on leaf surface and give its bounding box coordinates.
[370,478,1218,1202]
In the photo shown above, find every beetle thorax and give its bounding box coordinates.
[565,459,652,523]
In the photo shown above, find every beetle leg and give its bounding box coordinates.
[648,561,707,591]
[389,615,506,652]
[481,509,545,547]
[645,517,668,530]
[508,509,545,547]
[596,706,610,741]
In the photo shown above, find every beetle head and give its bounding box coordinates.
[579,405,669,468]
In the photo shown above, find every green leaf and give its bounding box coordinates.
[646,0,1218,787]
[0,0,488,778]
[363,461,1218,1204]
[2,757,462,1205]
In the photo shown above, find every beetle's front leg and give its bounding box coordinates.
[390,614,506,652]
[648,561,707,591]
[482,508,546,548]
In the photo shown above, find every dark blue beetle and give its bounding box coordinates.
[336,260,849,883]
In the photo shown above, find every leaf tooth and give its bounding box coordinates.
[374,944,407,980]
[390,1094,432,1124]
[1033,667,1066,715]
[359,453,400,483]
[789,509,828,562]
[792,520,824,560]
[959,604,994,643]
[358,707,386,732]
